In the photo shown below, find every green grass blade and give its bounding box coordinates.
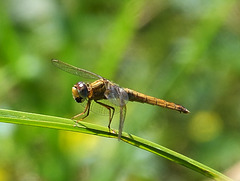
[0,109,232,181]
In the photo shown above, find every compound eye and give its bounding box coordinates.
[72,82,89,103]
[77,82,88,99]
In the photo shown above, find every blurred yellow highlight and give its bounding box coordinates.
[0,168,9,181]
[58,129,98,155]
[188,111,223,142]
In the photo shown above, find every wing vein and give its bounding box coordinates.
[52,59,102,80]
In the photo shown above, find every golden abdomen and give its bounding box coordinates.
[124,88,189,113]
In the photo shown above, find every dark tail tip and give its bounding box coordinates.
[183,108,190,114]
[179,106,190,114]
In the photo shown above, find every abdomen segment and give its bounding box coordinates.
[125,88,190,114]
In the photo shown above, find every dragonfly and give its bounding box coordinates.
[52,59,190,139]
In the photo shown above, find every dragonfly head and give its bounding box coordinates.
[72,82,89,103]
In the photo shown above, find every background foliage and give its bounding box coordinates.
[0,0,240,180]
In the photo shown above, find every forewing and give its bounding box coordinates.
[52,59,102,80]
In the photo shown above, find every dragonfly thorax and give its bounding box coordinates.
[72,82,89,103]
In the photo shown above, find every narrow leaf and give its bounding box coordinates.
[0,109,232,181]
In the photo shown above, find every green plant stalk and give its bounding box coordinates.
[0,109,232,181]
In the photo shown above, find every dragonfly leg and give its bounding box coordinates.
[72,100,91,124]
[95,100,115,132]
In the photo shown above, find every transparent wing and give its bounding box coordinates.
[118,105,126,139]
[104,83,128,106]
[52,59,102,80]
[78,99,120,116]
[103,82,128,139]
[91,99,120,115]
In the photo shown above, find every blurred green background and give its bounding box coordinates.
[0,0,240,180]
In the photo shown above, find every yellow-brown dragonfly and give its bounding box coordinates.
[52,59,190,139]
